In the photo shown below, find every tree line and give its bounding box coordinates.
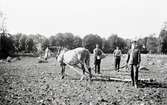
[1,27,167,59]
[1,9,167,58]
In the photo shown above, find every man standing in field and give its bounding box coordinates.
[126,41,141,88]
[93,44,103,74]
[44,47,50,60]
[113,46,122,72]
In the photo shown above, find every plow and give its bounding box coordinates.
[65,64,150,82]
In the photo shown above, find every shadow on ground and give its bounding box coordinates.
[68,76,167,88]
[138,80,167,88]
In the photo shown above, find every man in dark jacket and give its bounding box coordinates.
[126,41,141,88]
[93,44,103,74]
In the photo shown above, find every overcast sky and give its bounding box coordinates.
[0,0,167,39]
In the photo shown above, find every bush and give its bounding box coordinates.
[0,33,15,59]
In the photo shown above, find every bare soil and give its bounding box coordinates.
[0,54,167,105]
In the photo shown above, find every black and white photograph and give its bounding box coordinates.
[0,0,167,104]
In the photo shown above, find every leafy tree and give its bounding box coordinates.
[49,35,57,46]
[29,34,47,44]
[63,33,74,49]
[52,33,65,47]
[101,38,110,53]
[49,33,81,49]
[73,36,82,48]
[137,37,148,53]
[42,38,49,50]
[159,29,167,54]
[29,34,48,51]
[107,34,127,53]
[13,33,24,52]
[146,34,159,54]
[0,11,15,58]
[0,11,7,33]
[82,34,103,53]
[25,38,35,53]
[18,34,27,52]
[0,33,15,58]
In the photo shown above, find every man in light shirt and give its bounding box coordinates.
[93,44,103,74]
[113,46,122,71]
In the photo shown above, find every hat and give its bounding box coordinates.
[131,36,138,43]
[131,40,137,43]
[131,37,138,44]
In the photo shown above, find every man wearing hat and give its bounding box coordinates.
[126,40,141,88]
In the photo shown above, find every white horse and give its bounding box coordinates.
[56,47,92,80]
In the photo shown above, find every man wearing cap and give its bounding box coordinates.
[126,41,141,88]
[93,44,103,74]
[113,46,122,71]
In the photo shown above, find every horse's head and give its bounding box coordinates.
[55,47,61,59]
[56,47,68,59]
